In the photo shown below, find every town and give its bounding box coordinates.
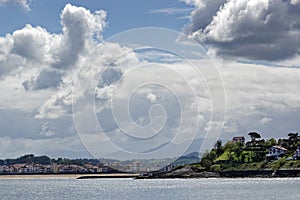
[0,155,175,175]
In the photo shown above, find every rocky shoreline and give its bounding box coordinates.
[136,166,300,179]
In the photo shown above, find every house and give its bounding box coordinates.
[266,146,287,159]
[232,136,245,144]
[132,161,141,172]
[11,164,26,173]
[294,146,300,159]
[162,163,173,172]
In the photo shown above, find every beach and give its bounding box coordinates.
[0,173,139,179]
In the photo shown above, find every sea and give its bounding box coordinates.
[0,178,299,200]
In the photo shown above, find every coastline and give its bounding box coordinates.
[136,166,300,179]
[0,173,139,179]
[2,170,300,179]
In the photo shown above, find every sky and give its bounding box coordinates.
[0,0,300,159]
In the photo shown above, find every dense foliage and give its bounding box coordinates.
[0,154,101,166]
[197,132,300,171]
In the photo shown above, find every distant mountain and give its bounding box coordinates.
[172,152,200,166]
[103,138,204,160]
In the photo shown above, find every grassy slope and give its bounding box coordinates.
[203,149,300,171]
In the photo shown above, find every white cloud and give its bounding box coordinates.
[80,54,300,156]
[180,0,203,7]
[37,42,138,120]
[149,7,193,15]
[35,84,73,119]
[259,117,272,125]
[12,24,51,62]
[183,0,300,61]
[146,92,157,103]
[204,120,224,132]
[0,68,53,111]
[39,121,55,137]
[70,53,214,157]
[290,0,300,5]
[218,60,300,138]
[52,4,107,70]
[0,136,88,159]
[23,69,63,90]
[0,0,30,11]
[1,3,300,159]
[0,4,110,158]
[0,3,107,90]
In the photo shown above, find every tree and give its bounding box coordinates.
[33,156,51,165]
[200,150,216,170]
[57,158,63,164]
[248,132,261,141]
[214,140,224,156]
[0,160,4,165]
[265,138,277,147]
[234,142,244,162]
[224,142,238,161]
[201,159,212,169]
[18,154,34,164]
[214,140,222,150]
[288,132,298,141]
[288,132,299,150]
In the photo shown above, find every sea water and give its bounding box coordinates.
[0,178,299,200]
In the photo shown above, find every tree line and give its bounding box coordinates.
[0,154,100,166]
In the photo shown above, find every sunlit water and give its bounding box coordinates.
[0,178,299,199]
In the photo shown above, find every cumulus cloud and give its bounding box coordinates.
[0,4,111,158]
[37,42,138,120]
[22,70,63,91]
[12,24,51,62]
[35,84,73,119]
[0,3,107,90]
[52,4,107,69]
[1,3,300,158]
[0,0,30,11]
[184,0,300,61]
[219,61,300,139]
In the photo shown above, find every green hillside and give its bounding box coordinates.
[192,132,300,172]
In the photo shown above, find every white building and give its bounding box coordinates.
[267,146,287,159]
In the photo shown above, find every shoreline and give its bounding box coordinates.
[136,168,300,179]
[2,169,300,179]
[0,173,139,179]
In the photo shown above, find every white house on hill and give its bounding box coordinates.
[266,146,287,159]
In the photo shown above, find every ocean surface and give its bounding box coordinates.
[0,178,300,200]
